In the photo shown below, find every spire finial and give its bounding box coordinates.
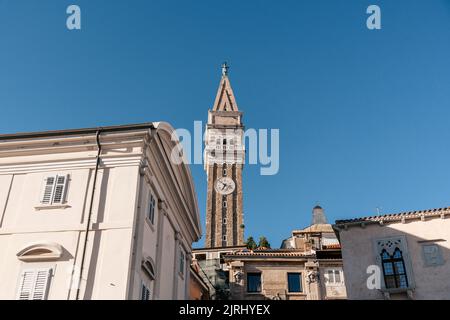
[221,62,229,76]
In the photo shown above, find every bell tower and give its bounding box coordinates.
[204,63,245,248]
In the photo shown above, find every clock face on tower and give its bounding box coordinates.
[214,177,236,195]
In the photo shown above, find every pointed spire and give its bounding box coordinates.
[212,62,239,112]
[312,205,328,225]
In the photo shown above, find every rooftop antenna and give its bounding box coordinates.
[376,206,382,215]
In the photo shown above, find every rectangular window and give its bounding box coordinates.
[247,273,262,293]
[223,169,227,176]
[179,249,185,276]
[222,235,227,241]
[326,269,342,284]
[223,218,227,224]
[148,194,156,224]
[334,270,341,283]
[140,282,150,300]
[17,268,52,300]
[223,201,227,208]
[41,175,68,205]
[287,273,302,293]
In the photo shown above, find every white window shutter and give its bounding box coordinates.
[17,270,35,300]
[41,176,56,204]
[52,175,68,204]
[32,269,52,300]
[17,269,52,300]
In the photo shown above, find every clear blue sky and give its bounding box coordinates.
[1,1,450,248]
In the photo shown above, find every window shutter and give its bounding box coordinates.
[32,269,52,300]
[41,176,56,204]
[141,283,150,300]
[52,175,68,204]
[17,270,35,300]
[334,270,341,283]
[17,268,51,300]
[326,270,334,284]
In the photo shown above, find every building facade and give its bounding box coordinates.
[334,206,450,300]
[189,259,210,300]
[224,206,347,300]
[0,122,201,300]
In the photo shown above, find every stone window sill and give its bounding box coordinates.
[381,288,414,299]
[34,204,71,211]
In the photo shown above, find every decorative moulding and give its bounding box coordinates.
[17,242,63,262]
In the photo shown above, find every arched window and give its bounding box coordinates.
[381,248,408,289]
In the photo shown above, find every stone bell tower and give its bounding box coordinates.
[204,63,245,248]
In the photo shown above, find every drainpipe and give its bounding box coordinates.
[76,129,102,300]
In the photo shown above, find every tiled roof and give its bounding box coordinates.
[225,249,314,258]
[293,223,334,234]
[323,244,341,249]
[335,206,450,225]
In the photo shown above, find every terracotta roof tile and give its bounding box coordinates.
[335,206,450,225]
[225,249,314,258]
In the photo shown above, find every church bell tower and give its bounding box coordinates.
[204,63,245,248]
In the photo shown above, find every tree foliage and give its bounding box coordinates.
[245,236,257,250]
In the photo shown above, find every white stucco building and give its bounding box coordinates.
[334,206,450,300]
[0,122,202,300]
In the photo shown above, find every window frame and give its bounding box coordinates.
[179,248,185,278]
[40,174,69,206]
[147,193,156,225]
[246,272,262,293]
[287,272,303,293]
[324,268,343,285]
[380,248,409,289]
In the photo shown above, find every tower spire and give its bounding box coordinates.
[212,62,238,112]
